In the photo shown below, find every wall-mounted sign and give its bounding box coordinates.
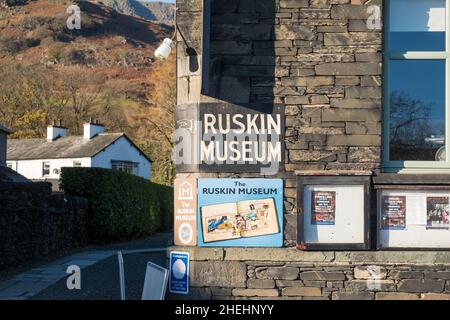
[174,178,197,246]
[311,191,336,225]
[197,178,283,247]
[175,103,285,175]
[381,196,406,230]
[426,197,449,229]
[378,189,450,249]
[169,251,189,295]
[297,175,371,251]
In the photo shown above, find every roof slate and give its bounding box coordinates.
[7,133,124,160]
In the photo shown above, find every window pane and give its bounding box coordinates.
[389,60,445,161]
[389,0,446,51]
[42,162,50,175]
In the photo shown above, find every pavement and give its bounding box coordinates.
[0,233,171,300]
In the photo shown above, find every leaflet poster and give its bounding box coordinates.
[382,196,406,230]
[427,196,450,230]
[311,191,336,225]
[169,251,189,295]
[197,179,283,247]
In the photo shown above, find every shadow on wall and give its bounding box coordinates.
[204,0,276,111]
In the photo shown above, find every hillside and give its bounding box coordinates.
[0,0,172,117]
[98,0,174,25]
[0,0,176,183]
[140,1,174,25]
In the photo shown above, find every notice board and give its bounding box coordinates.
[297,175,371,250]
[378,189,450,249]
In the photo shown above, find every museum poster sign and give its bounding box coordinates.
[426,196,450,230]
[175,103,285,174]
[197,178,284,247]
[311,191,336,225]
[381,196,406,230]
[174,178,197,246]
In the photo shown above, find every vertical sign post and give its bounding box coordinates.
[169,251,190,295]
[174,178,197,246]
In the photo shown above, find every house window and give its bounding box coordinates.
[73,161,82,167]
[6,162,12,169]
[42,161,50,176]
[384,0,448,171]
[111,160,139,175]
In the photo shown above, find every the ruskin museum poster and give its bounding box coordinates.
[197,179,283,247]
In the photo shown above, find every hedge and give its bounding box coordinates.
[60,167,173,241]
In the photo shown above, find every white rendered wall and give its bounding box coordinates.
[8,158,91,180]
[91,136,151,180]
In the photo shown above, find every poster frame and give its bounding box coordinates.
[296,175,371,251]
[376,185,450,251]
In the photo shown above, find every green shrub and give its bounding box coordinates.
[0,37,40,53]
[19,15,54,31]
[60,167,173,242]
[158,184,174,231]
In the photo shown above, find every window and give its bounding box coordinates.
[42,161,50,176]
[111,160,139,175]
[73,161,82,167]
[6,162,12,169]
[384,0,448,171]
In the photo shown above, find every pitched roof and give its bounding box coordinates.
[0,124,11,133]
[7,133,126,161]
[0,166,30,183]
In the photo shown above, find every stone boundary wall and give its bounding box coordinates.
[0,182,89,271]
[168,247,450,300]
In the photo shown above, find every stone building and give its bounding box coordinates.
[170,0,450,300]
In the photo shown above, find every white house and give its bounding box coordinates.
[7,122,152,180]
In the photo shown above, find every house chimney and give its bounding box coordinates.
[84,119,105,140]
[47,120,67,141]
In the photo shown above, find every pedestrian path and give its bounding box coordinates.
[0,233,171,300]
[0,251,116,300]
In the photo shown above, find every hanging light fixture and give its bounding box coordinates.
[154,7,190,61]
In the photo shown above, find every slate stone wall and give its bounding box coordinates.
[168,247,450,300]
[177,0,383,245]
[173,1,450,300]
[0,182,89,271]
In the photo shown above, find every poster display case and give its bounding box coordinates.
[377,186,450,249]
[296,173,371,250]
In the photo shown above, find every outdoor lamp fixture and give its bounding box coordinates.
[154,7,191,61]
[155,38,175,60]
